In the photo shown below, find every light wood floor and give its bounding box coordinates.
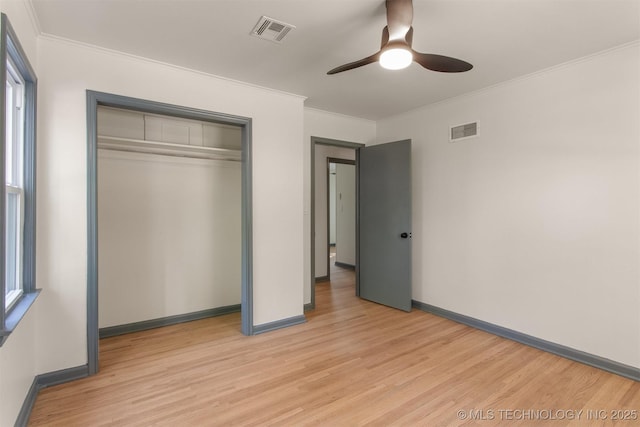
[30,266,639,426]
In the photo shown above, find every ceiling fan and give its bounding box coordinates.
[327,0,473,75]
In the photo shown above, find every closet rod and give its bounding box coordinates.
[97,146,241,162]
[97,135,242,162]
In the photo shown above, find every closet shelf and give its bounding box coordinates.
[97,135,242,161]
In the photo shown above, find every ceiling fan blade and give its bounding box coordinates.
[381,26,390,48]
[413,52,473,73]
[385,0,413,41]
[327,52,381,75]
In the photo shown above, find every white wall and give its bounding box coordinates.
[98,151,241,327]
[0,1,40,426]
[303,108,376,304]
[35,35,305,376]
[377,42,640,368]
[335,163,356,266]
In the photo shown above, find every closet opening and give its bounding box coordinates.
[87,91,253,375]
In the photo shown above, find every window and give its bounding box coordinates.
[5,57,25,311]
[0,13,38,345]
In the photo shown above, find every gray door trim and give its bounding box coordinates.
[309,136,363,310]
[86,91,254,375]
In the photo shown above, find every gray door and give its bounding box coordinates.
[357,140,412,311]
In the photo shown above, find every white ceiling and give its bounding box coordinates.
[30,0,640,120]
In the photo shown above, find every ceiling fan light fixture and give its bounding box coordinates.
[326,0,473,75]
[379,47,413,70]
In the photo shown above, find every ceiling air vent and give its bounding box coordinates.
[450,122,478,142]
[251,16,295,43]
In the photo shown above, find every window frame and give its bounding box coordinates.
[0,13,38,346]
[5,185,25,311]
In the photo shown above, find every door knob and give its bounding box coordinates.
[400,232,411,239]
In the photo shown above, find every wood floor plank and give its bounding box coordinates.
[28,267,639,426]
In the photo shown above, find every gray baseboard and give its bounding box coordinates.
[36,364,90,388]
[315,276,329,283]
[412,300,640,382]
[253,315,306,335]
[15,364,89,427]
[99,304,241,339]
[304,303,315,311]
[334,261,355,270]
[15,377,38,427]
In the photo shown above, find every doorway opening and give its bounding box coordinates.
[328,158,356,273]
[309,137,363,310]
[87,91,253,375]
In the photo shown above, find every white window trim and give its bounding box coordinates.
[6,56,25,188]
[4,184,24,311]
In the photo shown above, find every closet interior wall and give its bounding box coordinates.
[97,107,242,328]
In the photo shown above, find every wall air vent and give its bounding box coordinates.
[450,121,478,142]
[250,16,295,43]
